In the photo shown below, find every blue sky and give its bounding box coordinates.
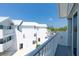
[0,3,67,28]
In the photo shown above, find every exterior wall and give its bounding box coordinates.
[10,30,17,51]
[14,27,23,50]
[37,27,48,44]
[22,27,36,53]
[58,31,68,46]
[0,44,3,52]
[0,30,3,38]
[24,27,33,49]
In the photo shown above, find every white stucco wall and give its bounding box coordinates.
[22,27,36,52]
[37,27,48,44]
[14,28,23,50]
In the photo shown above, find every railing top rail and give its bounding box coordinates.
[26,32,58,56]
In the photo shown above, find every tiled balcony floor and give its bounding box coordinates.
[55,44,72,56]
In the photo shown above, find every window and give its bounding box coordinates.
[0,39,6,44]
[32,40,36,44]
[34,26,36,29]
[38,38,40,42]
[6,36,13,42]
[3,39,6,43]
[19,43,23,49]
[0,25,13,29]
[9,26,11,29]
[0,36,13,44]
[0,25,3,29]
[0,39,3,44]
[7,26,11,29]
[23,34,25,38]
[7,36,11,42]
[34,33,36,37]
[45,36,48,39]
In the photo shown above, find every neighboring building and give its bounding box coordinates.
[0,17,16,52]
[58,3,79,56]
[12,20,48,55]
[21,21,39,53]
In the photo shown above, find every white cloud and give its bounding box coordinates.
[49,17,53,21]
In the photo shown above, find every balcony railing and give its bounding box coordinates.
[26,32,58,56]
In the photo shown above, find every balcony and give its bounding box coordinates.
[26,32,72,56]
[0,36,14,52]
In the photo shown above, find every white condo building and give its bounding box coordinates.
[0,17,16,52]
[12,20,48,55]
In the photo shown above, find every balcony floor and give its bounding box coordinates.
[55,44,72,56]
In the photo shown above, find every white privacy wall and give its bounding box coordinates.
[58,31,68,46]
[49,31,68,55]
[48,31,68,55]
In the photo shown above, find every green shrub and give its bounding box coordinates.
[36,44,40,48]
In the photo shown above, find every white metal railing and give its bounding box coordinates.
[26,32,58,56]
